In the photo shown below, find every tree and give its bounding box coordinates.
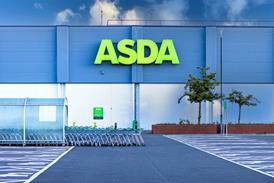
[226,90,260,124]
[178,67,221,125]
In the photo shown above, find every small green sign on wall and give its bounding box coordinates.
[93,107,104,120]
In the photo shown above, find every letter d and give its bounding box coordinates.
[137,40,158,64]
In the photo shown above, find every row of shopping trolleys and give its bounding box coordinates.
[65,132,144,146]
[0,129,145,146]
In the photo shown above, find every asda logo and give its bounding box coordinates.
[94,39,179,65]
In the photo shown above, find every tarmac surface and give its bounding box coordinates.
[33,135,274,183]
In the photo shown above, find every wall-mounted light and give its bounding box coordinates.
[99,70,105,75]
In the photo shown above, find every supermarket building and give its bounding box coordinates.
[0,24,274,129]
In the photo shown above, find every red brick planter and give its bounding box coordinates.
[226,124,274,134]
[152,124,218,134]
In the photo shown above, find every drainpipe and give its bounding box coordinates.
[220,29,224,134]
[23,98,28,146]
[134,83,140,128]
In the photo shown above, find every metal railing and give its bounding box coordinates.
[107,19,274,27]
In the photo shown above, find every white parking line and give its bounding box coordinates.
[165,135,274,178]
[25,146,74,183]
[0,147,73,183]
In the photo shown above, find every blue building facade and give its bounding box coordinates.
[0,25,273,129]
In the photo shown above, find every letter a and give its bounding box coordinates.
[155,40,179,64]
[94,40,119,64]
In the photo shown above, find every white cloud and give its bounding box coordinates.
[89,0,120,25]
[203,0,270,20]
[33,2,43,9]
[79,4,86,11]
[118,9,141,25]
[89,0,189,25]
[147,0,189,20]
[227,0,247,20]
[123,9,139,20]
[55,8,78,25]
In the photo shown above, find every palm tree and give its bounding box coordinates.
[178,67,221,124]
[226,90,260,124]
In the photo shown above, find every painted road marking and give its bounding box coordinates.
[0,146,73,183]
[166,135,274,178]
[25,146,74,183]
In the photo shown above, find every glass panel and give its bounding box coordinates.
[212,86,221,124]
[140,84,206,130]
[25,103,64,143]
[0,105,24,143]
[223,84,274,124]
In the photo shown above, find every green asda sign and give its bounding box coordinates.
[94,39,179,65]
[93,107,103,120]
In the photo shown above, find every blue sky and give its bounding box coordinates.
[0,0,274,25]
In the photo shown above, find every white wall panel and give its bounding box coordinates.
[0,84,58,98]
[66,84,134,128]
